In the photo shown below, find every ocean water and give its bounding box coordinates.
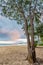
[0,44,13,46]
[0,43,27,46]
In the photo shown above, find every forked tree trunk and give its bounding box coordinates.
[20,8,36,64]
[24,17,36,64]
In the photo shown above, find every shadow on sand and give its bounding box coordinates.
[37,57,43,65]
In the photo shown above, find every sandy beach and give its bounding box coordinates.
[0,45,43,65]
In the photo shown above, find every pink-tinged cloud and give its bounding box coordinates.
[0,29,21,41]
[0,29,9,33]
[10,30,20,41]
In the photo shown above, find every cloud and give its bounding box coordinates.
[0,28,9,33]
[0,15,2,18]
[10,30,20,41]
[0,15,22,31]
[0,29,21,41]
[0,15,24,41]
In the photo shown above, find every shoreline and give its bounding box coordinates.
[0,44,43,48]
[0,44,27,47]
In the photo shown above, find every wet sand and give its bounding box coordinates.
[0,45,43,65]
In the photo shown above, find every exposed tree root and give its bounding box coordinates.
[25,56,40,65]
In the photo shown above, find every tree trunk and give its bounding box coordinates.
[30,17,36,63]
[20,8,36,64]
[24,17,36,64]
[24,19,34,63]
[29,1,36,63]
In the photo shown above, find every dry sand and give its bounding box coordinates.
[0,45,43,65]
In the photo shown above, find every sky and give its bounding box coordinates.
[0,15,25,41]
[0,14,43,41]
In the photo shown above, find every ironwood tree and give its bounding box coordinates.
[0,0,43,64]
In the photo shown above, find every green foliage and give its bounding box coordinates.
[36,23,43,42]
[38,43,43,46]
[25,0,30,5]
[0,0,43,20]
[36,23,43,35]
[34,43,38,47]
